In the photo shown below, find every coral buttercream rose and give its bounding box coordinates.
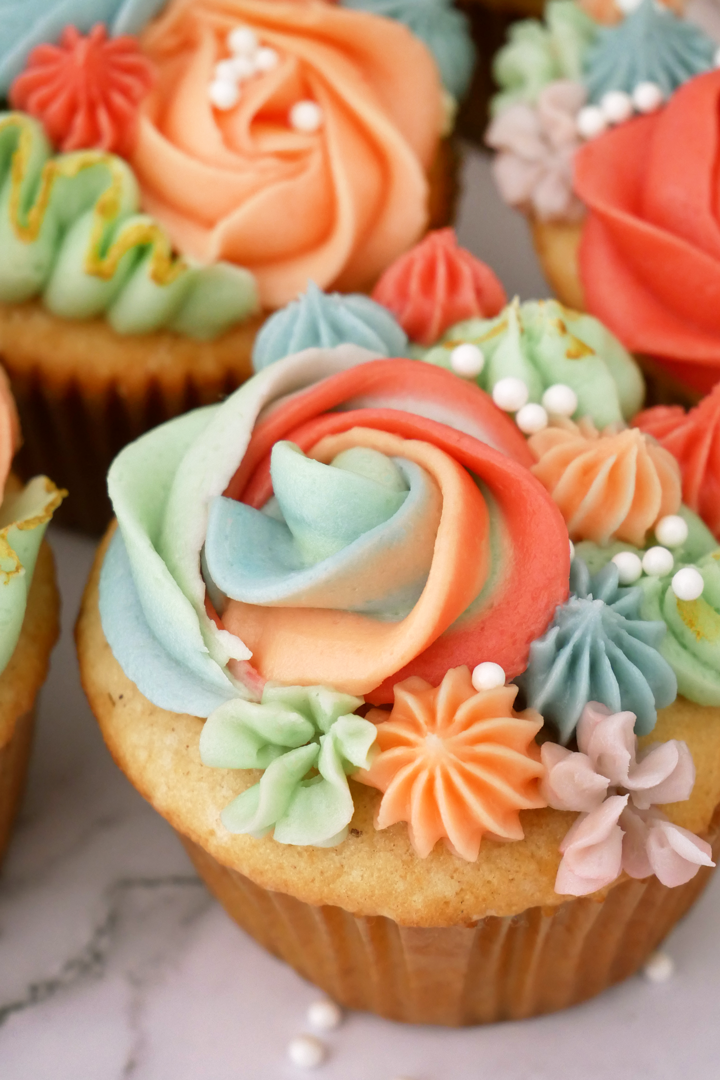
[575,71,720,394]
[131,0,443,309]
[101,348,571,718]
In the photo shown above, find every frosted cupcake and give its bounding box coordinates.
[0,0,465,532]
[0,369,64,864]
[486,0,720,402]
[78,329,720,1024]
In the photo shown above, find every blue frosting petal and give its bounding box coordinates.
[252,282,408,372]
[515,558,677,744]
[584,0,716,103]
[0,0,168,94]
[99,527,237,718]
[204,444,438,619]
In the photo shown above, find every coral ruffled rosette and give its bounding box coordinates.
[575,70,720,394]
[130,0,444,309]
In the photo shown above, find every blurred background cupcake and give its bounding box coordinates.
[0,0,472,532]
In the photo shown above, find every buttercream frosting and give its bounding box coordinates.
[575,70,720,395]
[486,80,586,224]
[633,385,720,542]
[583,0,716,103]
[516,558,677,743]
[420,299,644,429]
[371,229,507,347]
[543,701,713,895]
[0,0,167,95]
[357,668,546,861]
[131,0,443,310]
[99,345,569,717]
[491,0,598,116]
[340,0,476,101]
[0,112,258,339]
[10,24,154,157]
[252,283,408,372]
[529,417,682,546]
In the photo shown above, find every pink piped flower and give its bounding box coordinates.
[542,702,714,896]
[10,24,154,158]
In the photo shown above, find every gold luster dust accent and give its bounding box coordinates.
[677,596,720,643]
[1,114,187,288]
[565,336,595,360]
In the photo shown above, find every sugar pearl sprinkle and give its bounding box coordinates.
[641,546,674,578]
[576,105,607,140]
[542,383,577,418]
[672,567,705,602]
[600,89,634,125]
[578,80,665,138]
[290,100,324,133]
[612,551,643,586]
[516,402,548,435]
[472,662,506,692]
[450,342,485,378]
[307,999,343,1032]
[492,376,528,413]
[633,81,664,114]
[655,514,689,549]
[643,950,675,984]
[287,1035,326,1070]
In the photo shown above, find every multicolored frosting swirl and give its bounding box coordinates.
[420,299,644,429]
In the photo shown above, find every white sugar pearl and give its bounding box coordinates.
[672,566,704,601]
[231,54,257,81]
[612,551,643,585]
[633,81,664,114]
[215,59,239,82]
[643,951,675,983]
[569,539,575,560]
[600,89,634,125]
[577,105,607,140]
[287,1035,326,1069]
[642,546,674,577]
[228,26,258,55]
[542,383,578,418]
[307,999,343,1031]
[492,376,528,413]
[655,514,688,548]
[290,100,324,133]
[208,79,240,111]
[516,402,548,435]
[256,46,279,72]
[472,662,506,692]
[617,0,643,12]
[450,342,485,378]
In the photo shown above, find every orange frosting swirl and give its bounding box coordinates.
[529,417,682,546]
[131,0,443,309]
[633,383,720,540]
[371,228,507,345]
[357,667,546,861]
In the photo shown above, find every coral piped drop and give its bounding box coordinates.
[372,229,507,345]
[10,24,154,157]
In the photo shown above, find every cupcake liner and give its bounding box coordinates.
[0,709,35,864]
[178,806,720,1026]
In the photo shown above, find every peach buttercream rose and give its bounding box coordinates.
[132,0,444,309]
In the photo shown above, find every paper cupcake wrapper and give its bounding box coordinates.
[0,708,35,865]
[179,807,720,1026]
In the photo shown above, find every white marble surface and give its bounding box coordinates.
[1,151,719,1079]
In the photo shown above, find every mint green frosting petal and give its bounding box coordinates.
[0,476,63,676]
[584,0,715,103]
[491,0,598,116]
[0,0,168,94]
[0,115,258,340]
[516,559,677,743]
[341,0,476,99]
[421,298,644,428]
[252,282,407,372]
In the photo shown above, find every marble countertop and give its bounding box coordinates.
[1,150,719,1080]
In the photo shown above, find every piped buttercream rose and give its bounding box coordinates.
[130,0,444,309]
[100,346,571,717]
[575,70,720,394]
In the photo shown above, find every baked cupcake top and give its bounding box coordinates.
[0,0,467,340]
[486,0,720,393]
[96,250,720,899]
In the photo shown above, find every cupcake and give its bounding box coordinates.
[0,0,465,534]
[486,0,720,403]
[77,331,720,1025]
[0,369,64,863]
